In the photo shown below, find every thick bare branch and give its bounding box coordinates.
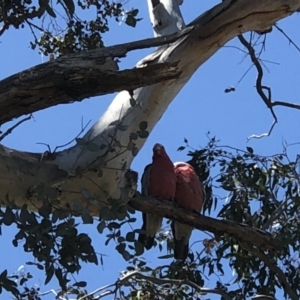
[0,27,193,126]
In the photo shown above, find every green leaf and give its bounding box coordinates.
[127,217,137,223]
[45,4,56,17]
[158,254,174,259]
[116,243,126,254]
[122,250,131,261]
[100,207,113,221]
[15,229,25,240]
[134,241,144,256]
[130,133,139,140]
[62,0,75,16]
[138,130,149,139]
[126,231,135,242]
[39,0,57,18]
[127,141,135,151]
[118,236,125,243]
[139,121,148,131]
[73,281,87,288]
[38,201,52,219]
[2,207,15,226]
[131,9,139,17]
[108,222,121,230]
[81,211,93,224]
[130,98,136,107]
[55,268,66,290]
[125,15,137,27]
[221,184,234,191]
[132,147,139,157]
[246,146,254,154]
[52,210,59,223]
[45,266,54,285]
[97,221,106,234]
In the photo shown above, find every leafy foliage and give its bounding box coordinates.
[177,136,300,299]
[0,0,141,55]
[3,133,300,299]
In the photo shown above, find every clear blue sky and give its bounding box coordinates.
[1,0,300,298]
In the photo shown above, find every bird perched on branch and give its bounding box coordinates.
[138,143,176,250]
[172,162,205,261]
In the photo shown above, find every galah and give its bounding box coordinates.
[172,162,205,261]
[138,143,177,250]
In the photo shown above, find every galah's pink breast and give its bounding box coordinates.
[174,163,204,212]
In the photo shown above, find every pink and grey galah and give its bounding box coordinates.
[138,143,177,249]
[172,161,205,261]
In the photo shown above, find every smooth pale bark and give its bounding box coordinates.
[0,0,300,214]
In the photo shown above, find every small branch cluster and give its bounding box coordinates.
[238,34,300,140]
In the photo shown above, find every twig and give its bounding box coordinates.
[133,272,232,299]
[53,119,92,152]
[272,100,300,110]
[78,269,232,300]
[247,119,277,141]
[238,34,300,140]
[275,25,300,53]
[238,35,278,140]
[0,114,33,142]
[120,271,232,300]
[261,196,289,231]
[79,283,116,300]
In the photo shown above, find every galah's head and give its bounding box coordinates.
[153,143,165,157]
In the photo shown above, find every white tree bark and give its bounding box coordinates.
[1,0,300,213]
[147,0,185,37]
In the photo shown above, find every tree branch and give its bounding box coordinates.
[0,115,33,142]
[79,270,232,300]
[238,34,300,140]
[124,271,232,300]
[129,195,281,251]
[0,26,193,125]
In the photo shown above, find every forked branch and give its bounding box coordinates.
[238,34,300,140]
